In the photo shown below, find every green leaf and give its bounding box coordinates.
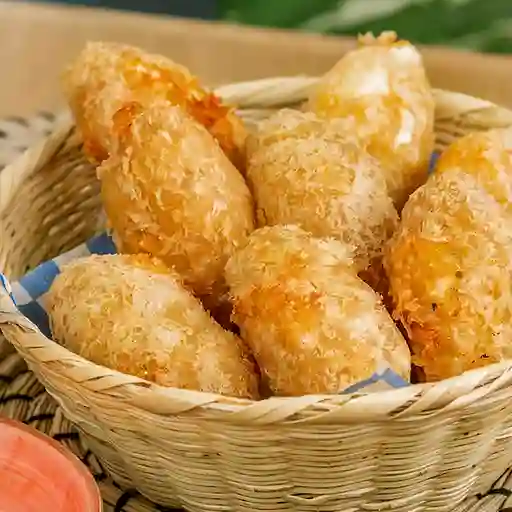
[217,0,342,29]
[217,0,512,52]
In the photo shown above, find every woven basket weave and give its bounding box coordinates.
[2,77,512,512]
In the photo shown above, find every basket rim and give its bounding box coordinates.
[3,288,512,423]
[2,76,512,424]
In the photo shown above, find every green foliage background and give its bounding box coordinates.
[218,0,512,54]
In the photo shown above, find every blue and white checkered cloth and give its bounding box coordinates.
[1,233,116,338]
[0,231,409,394]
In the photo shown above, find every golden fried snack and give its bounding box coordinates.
[385,129,512,382]
[98,100,255,306]
[63,41,246,168]
[225,225,411,396]
[246,109,398,275]
[46,254,259,398]
[308,31,435,210]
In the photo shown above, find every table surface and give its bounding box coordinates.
[2,1,512,119]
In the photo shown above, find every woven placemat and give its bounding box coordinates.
[1,114,512,512]
[0,114,55,171]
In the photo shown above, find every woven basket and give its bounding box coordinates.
[2,77,512,512]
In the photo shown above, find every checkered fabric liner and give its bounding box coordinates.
[3,233,116,338]
[0,232,409,394]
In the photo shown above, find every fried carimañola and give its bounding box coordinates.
[385,129,512,381]
[309,31,435,210]
[246,108,398,274]
[226,225,411,396]
[98,100,255,308]
[63,41,246,168]
[46,254,259,398]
